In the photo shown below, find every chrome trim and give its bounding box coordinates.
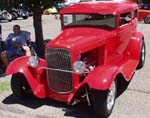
[45,47,73,93]
[38,66,90,74]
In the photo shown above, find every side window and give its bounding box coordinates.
[132,9,138,19]
[120,12,131,26]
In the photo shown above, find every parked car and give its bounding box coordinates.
[142,4,150,10]
[138,9,150,23]
[0,10,12,22]
[9,9,18,20]
[6,1,145,117]
[64,0,80,5]
[56,2,67,11]
[43,7,58,15]
[137,1,150,24]
[10,8,29,19]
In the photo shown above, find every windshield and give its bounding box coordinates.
[62,14,117,29]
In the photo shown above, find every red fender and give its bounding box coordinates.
[6,56,47,98]
[126,32,143,60]
[68,65,122,103]
[83,65,119,90]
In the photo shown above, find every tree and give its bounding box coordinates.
[21,0,63,58]
[142,0,150,4]
[1,0,63,58]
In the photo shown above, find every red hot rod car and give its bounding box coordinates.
[6,1,146,117]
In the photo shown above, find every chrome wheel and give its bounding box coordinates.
[107,81,116,111]
[137,40,146,69]
[144,16,150,24]
[91,80,117,117]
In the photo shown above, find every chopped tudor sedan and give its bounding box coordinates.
[6,1,146,117]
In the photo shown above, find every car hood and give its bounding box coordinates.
[47,27,116,53]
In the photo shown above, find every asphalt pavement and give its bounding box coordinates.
[0,15,150,118]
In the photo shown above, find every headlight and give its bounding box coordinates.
[28,56,39,68]
[73,61,85,74]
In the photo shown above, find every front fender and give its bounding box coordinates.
[6,56,47,98]
[6,56,30,75]
[6,56,46,74]
[83,65,119,90]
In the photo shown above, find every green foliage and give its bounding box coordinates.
[136,0,150,4]
[21,0,64,11]
[142,0,150,4]
[0,0,64,10]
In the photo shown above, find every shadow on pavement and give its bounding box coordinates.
[0,72,6,78]
[2,94,107,118]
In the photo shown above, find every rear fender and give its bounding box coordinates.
[6,56,47,98]
[126,32,143,60]
[83,65,119,90]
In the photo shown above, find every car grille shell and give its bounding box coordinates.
[46,47,73,93]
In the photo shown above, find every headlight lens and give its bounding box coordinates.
[28,56,39,68]
[73,61,85,74]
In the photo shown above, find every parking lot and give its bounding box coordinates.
[0,15,150,118]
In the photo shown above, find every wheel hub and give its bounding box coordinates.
[107,81,116,111]
[145,17,150,24]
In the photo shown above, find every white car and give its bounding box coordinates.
[64,0,80,5]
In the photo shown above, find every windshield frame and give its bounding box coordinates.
[61,13,117,30]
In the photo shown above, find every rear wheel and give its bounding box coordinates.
[91,80,117,117]
[11,73,32,98]
[144,16,150,24]
[137,39,146,69]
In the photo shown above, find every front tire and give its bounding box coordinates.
[91,80,117,117]
[11,73,32,98]
[137,39,146,69]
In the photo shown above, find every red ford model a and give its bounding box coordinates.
[6,1,146,117]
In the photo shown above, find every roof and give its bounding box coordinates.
[60,1,138,14]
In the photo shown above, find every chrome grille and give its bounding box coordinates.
[46,47,73,93]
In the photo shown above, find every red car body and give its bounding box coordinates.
[6,1,145,117]
[138,9,150,23]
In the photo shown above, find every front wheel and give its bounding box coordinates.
[137,39,146,69]
[91,80,117,117]
[11,73,32,98]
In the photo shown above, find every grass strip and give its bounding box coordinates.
[0,82,10,93]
